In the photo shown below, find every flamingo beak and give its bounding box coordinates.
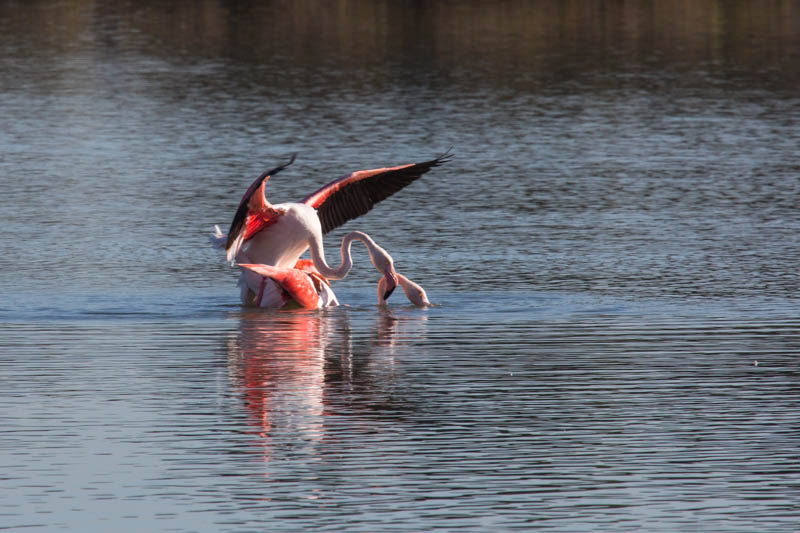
[382,266,398,301]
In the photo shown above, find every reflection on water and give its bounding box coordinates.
[225,308,429,468]
[4,0,799,87]
[2,307,799,531]
[227,311,333,463]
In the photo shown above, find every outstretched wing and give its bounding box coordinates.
[225,154,296,252]
[301,153,450,235]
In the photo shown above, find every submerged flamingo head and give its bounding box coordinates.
[398,273,430,306]
[381,264,398,301]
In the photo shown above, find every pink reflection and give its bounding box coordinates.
[226,308,428,467]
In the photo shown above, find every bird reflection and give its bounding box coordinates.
[225,307,428,467]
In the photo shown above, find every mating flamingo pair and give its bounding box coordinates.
[212,153,449,309]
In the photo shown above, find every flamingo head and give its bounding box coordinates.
[365,237,397,302]
[381,264,399,301]
[398,274,430,307]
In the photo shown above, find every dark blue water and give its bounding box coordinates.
[2,1,799,531]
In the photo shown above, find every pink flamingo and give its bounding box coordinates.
[212,154,447,308]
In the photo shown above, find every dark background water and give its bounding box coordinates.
[1,1,799,531]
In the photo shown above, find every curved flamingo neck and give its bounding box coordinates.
[308,230,383,280]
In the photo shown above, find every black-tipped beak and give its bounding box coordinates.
[382,265,398,302]
[382,286,396,301]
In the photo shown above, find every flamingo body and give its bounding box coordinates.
[240,263,335,309]
[237,203,321,267]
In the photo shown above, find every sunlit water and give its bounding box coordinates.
[1,2,799,531]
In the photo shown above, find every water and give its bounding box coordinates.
[1,1,799,531]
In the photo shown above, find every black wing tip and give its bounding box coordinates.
[421,149,453,169]
[265,152,297,177]
[408,150,451,176]
[225,154,298,251]
[435,148,453,164]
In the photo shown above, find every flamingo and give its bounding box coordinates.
[212,153,448,308]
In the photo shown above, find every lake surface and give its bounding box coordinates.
[1,1,799,531]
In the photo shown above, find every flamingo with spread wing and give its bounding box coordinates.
[212,154,447,309]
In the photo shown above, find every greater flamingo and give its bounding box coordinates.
[212,154,448,308]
